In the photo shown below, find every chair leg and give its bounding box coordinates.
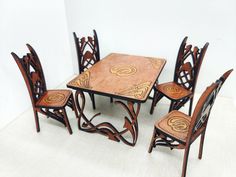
[33,109,40,132]
[148,127,157,153]
[62,108,73,134]
[169,101,175,112]
[71,95,79,119]
[181,146,190,177]
[198,131,206,159]
[188,98,193,116]
[46,108,49,118]
[150,91,163,114]
[89,93,96,110]
[150,91,157,115]
[110,97,113,103]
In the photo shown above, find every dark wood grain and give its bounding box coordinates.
[73,29,112,109]
[12,44,79,134]
[67,53,166,146]
[150,37,209,116]
[68,53,166,102]
[148,69,233,177]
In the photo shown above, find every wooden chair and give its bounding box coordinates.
[148,69,233,177]
[73,30,100,74]
[12,44,79,134]
[73,29,113,109]
[150,37,209,116]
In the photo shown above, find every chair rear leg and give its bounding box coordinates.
[169,101,175,112]
[62,108,73,134]
[181,146,190,177]
[198,131,206,159]
[148,127,157,153]
[188,98,193,116]
[33,109,40,132]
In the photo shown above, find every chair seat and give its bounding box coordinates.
[155,110,191,143]
[157,82,192,100]
[36,90,72,108]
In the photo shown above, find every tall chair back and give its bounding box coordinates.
[174,37,209,92]
[11,44,47,106]
[73,30,100,73]
[12,44,79,134]
[150,37,209,116]
[148,69,233,177]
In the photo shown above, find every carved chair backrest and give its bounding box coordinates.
[186,69,233,144]
[174,37,209,94]
[73,30,100,74]
[12,44,47,106]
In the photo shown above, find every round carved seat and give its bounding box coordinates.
[155,110,191,143]
[157,82,192,100]
[36,90,72,108]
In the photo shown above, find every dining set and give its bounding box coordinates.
[11,30,233,177]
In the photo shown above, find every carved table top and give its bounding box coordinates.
[67,53,166,102]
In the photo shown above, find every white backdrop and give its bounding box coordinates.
[64,0,236,99]
[0,0,73,128]
[0,0,235,128]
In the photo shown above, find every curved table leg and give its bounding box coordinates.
[75,90,141,146]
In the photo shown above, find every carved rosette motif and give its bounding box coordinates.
[44,93,65,103]
[167,116,190,133]
[163,85,182,94]
[68,71,91,89]
[110,65,137,77]
[75,90,140,146]
[148,58,163,69]
[116,82,152,99]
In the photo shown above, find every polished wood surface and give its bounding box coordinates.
[157,82,192,100]
[36,90,72,108]
[150,37,209,115]
[155,110,191,142]
[148,69,233,177]
[73,30,100,74]
[12,44,79,134]
[73,30,113,109]
[67,53,166,102]
[67,53,166,146]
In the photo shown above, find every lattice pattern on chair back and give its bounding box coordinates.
[188,69,233,139]
[12,44,47,104]
[73,30,100,74]
[174,37,209,92]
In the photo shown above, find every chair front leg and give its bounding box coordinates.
[170,97,192,114]
[169,100,175,112]
[70,95,79,119]
[33,109,40,132]
[150,90,163,114]
[61,108,73,134]
[148,127,157,153]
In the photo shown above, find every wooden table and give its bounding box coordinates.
[67,53,166,146]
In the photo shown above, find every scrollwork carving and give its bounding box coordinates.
[75,90,140,146]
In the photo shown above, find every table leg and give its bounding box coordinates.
[75,90,141,146]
